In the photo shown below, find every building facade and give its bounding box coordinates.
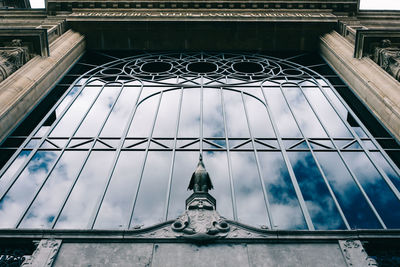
[0,0,399,266]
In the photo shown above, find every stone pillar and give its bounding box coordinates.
[0,30,85,142]
[320,31,400,141]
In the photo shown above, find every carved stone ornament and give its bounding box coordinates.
[171,192,230,241]
[373,39,400,82]
[21,239,62,266]
[338,240,378,267]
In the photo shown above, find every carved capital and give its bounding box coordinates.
[338,240,378,267]
[0,39,33,82]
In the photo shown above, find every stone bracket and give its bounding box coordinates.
[338,240,377,267]
[22,239,62,267]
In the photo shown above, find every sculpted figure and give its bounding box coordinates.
[188,154,213,193]
[373,39,400,81]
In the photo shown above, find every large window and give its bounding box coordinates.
[0,52,399,230]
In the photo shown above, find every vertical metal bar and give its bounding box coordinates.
[200,77,204,155]
[163,87,184,220]
[240,91,274,229]
[128,91,164,228]
[259,84,315,230]
[220,87,238,220]
[280,82,351,229]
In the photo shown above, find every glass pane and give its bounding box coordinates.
[131,151,172,226]
[203,88,225,138]
[230,152,268,226]
[258,152,307,230]
[34,85,82,137]
[282,85,327,138]
[342,152,400,228]
[203,151,233,219]
[322,87,368,138]
[178,89,200,138]
[75,85,122,137]
[0,151,60,228]
[100,86,141,137]
[55,151,115,229]
[223,90,249,138]
[244,95,275,138]
[167,152,198,220]
[303,86,353,138]
[370,152,400,191]
[288,151,346,230]
[153,90,181,137]
[0,150,31,194]
[127,93,160,137]
[94,151,145,229]
[19,151,87,228]
[50,81,103,137]
[315,152,382,229]
[264,89,302,138]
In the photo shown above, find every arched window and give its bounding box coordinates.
[0,52,399,230]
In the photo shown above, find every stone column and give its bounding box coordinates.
[320,31,400,141]
[0,30,85,142]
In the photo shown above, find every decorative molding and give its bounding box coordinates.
[338,240,378,267]
[68,10,337,19]
[48,1,357,13]
[22,239,62,266]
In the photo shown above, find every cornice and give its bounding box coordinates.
[47,0,357,13]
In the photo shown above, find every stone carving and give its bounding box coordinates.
[373,39,400,81]
[338,240,378,267]
[188,154,213,193]
[171,193,230,241]
[0,39,32,82]
[21,239,62,266]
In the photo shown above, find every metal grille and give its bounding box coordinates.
[0,52,399,230]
